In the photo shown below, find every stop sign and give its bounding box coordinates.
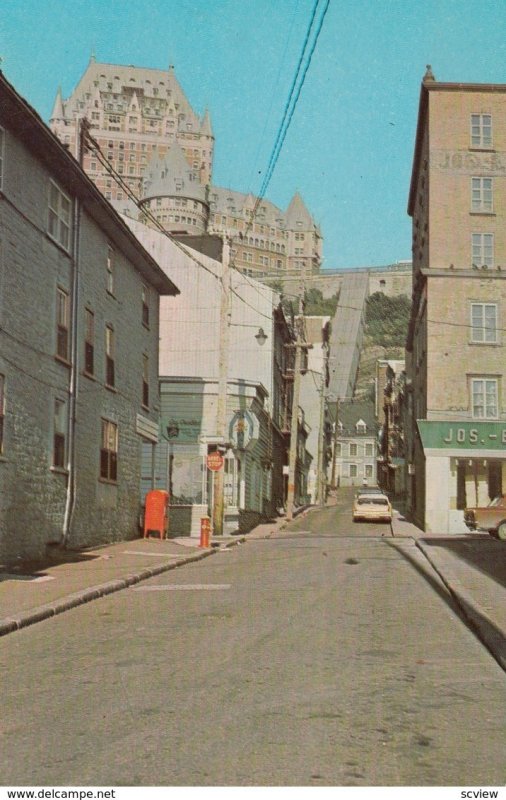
[207,451,224,472]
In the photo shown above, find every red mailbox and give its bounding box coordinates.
[143,490,169,540]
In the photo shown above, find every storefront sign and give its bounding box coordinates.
[417,420,506,451]
[162,417,201,443]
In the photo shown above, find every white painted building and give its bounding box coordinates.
[123,218,299,534]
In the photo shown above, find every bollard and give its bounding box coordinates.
[199,516,211,548]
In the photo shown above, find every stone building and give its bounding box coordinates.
[0,72,177,563]
[376,359,406,495]
[406,68,506,533]
[332,401,378,488]
[50,57,322,278]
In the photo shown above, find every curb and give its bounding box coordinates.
[0,545,234,639]
[416,540,506,672]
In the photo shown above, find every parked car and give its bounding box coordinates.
[464,495,506,540]
[354,485,381,497]
[352,492,392,523]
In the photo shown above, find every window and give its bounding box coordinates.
[0,374,5,454]
[106,246,114,294]
[48,180,71,250]
[53,399,66,469]
[142,354,149,408]
[365,464,373,478]
[350,443,357,456]
[471,378,498,418]
[349,464,357,478]
[84,308,94,375]
[472,233,494,268]
[471,303,497,343]
[471,114,492,148]
[0,126,4,190]
[142,285,150,327]
[105,325,115,388]
[56,287,70,361]
[471,177,493,213]
[100,419,118,481]
[335,443,342,457]
[365,443,374,457]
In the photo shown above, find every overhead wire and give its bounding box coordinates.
[84,130,223,284]
[228,0,330,301]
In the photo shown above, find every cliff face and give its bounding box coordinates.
[354,293,411,400]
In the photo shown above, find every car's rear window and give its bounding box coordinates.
[357,497,389,506]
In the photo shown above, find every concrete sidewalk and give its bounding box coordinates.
[390,501,506,671]
[0,515,287,638]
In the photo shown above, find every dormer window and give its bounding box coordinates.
[356,419,367,433]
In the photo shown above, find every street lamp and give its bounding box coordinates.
[255,327,268,345]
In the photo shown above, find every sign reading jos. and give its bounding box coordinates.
[417,420,506,451]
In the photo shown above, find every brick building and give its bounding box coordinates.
[0,72,177,563]
[406,68,506,533]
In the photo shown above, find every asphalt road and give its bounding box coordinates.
[1,498,505,786]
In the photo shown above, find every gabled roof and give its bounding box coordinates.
[49,86,64,122]
[200,109,213,137]
[61,59,201,126]
[0,71,178,297]
[285,191,315,229]
[337,400,377,435]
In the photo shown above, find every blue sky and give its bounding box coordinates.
[1,0,505,268]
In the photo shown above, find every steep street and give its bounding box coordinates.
[1,494,504,786]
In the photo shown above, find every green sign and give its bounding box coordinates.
[417,420,506,450]
[161,416,201,444]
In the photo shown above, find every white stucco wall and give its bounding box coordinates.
[123,217,278,408]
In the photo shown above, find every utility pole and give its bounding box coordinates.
[316,370,327,506]
[286,288,305,521]
[330,395,340,490]
[212,236,231,536]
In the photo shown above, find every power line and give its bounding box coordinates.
[259,0,330,201]
[84,130,223,285]
[228,0,330,295]
[256,0,323,205]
